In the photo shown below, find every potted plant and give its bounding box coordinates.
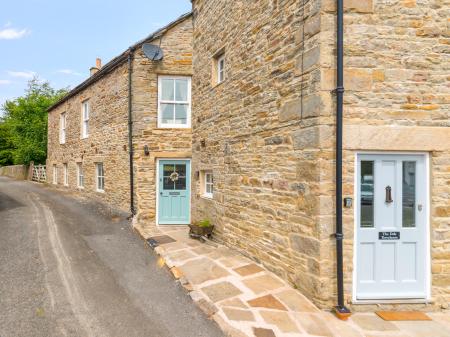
[189,219,214,239]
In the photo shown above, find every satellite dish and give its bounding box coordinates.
[142,43,164,61]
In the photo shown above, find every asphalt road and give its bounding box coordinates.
[0,177,224,337]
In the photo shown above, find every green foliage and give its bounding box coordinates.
[197,219,212,228]
[0,122,15,166]
[0,78,67,165]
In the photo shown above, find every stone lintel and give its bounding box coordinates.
[344,125,450,152]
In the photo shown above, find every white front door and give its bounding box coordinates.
[356,154,428,300]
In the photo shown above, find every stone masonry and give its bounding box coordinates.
[47,62,130,211]
[191,0,449,311]
[132,16,193,227]
[47,14,193,218]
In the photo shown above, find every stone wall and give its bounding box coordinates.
[132,16,193,228]
[320,0,450,310]
[192,0,449,310]
[47,62,130,212]
[47,15,193,218]
[191,0,330,307]
[0,165,28,180]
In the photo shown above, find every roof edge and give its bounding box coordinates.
[48,12,192,112]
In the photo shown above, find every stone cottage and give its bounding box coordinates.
[47,13,193,223]
[190,0,449,312]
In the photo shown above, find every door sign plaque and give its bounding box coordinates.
[378,231,400,240]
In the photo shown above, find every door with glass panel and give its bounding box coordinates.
[158,160,190,225]
[356,154,427,299]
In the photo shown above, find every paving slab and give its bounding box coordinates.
[223,308,255,322]
[260,311,300,333]
[275,289,319,313]
[243,274,285,294]
[135,225,450,337]
[248,295,288,311]
[234,264,265,277]
[295,313,333,336]
[394,320,450,337]
[352,314,399,332]
[179,258,230,284]
[201,281,243,303]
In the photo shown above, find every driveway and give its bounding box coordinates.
[0,177,224,337]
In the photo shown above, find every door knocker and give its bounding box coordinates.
[385,185,393,203]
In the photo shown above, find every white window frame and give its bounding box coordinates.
[63,163,68,186]
[81,100,89,139]
[53,165,57,185]
[77,163,84,188]
[157,76,191,129]
[60,112,66,144]
[96,163,104,192]
[217,54,225,84]
[203,170,214,199]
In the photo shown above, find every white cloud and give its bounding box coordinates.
[0,80,11,85]
[57,69,83,76]
[7,70,36,79]
[0,27,30,40]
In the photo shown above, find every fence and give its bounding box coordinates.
[31,164,47,183]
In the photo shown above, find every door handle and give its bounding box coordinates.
[385,186,393,203]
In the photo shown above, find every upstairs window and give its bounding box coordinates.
[63,163,68,186]
[158,76,191,128]
[82,100,89,138]
[60,112,66,144]
[77,163,84,188]
[96,163,104,192]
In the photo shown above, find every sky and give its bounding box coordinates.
[0,0,192,111]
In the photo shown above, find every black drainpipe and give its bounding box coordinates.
[128,48,136,216]
[334,0,350,316]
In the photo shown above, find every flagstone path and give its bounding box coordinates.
[134,223,450,337]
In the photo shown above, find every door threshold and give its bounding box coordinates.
[352,298,434,305]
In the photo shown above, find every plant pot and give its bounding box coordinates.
[189,224,214,238]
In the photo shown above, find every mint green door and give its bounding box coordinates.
[158,160,190,225]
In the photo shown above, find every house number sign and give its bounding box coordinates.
[378,231,400,240]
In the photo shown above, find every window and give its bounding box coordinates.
[158,76,191,128]
[96,163,104,192]
[217,54,225,84]
[53,164,57,184]
[77,163,84,188]
[60,112,66,144]
[63,163,68,186]
[201,170,214,199]
[360,161,374,228]
[82,100,89,138]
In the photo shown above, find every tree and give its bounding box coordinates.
[1,78,67,165]
[0,122,15,166]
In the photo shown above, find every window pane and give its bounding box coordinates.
[174,104,187,124]
[163,177,175,190]
[175,164,186,177]
[161,104,174,124]
[161,79,174,101]
[163,164,175,177]
[206,173,212,183]
[402,161,416,228]
[175,79,188,101]
[175,177,186,190]
[360,161,374,228]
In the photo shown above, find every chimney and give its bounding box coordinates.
[90,58,102,76]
